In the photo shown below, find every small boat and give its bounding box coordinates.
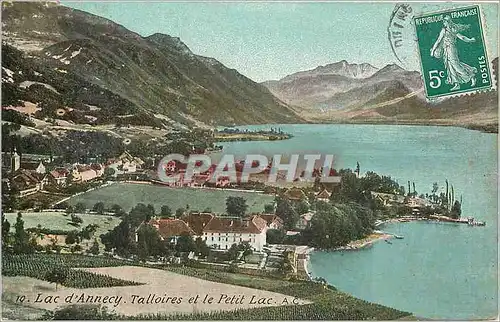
[394,235,404,239]
[385,240,392,244]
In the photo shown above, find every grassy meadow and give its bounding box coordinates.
[3,212,121,237]
[66,183,275,214]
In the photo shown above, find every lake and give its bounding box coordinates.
[218,124,498,320]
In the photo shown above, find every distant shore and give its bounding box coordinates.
[214,132,292,142]
[302,118,498,134]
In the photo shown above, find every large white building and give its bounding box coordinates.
[141,212,274,252]
[201,215,268,251]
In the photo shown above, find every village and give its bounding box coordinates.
[2,142,474,283]
[1,145,341,276]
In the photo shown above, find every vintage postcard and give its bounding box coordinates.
[1,1,498,321]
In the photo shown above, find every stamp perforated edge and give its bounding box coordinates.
[412,4,497,102]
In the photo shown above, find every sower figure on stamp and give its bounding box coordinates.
[430,15,477,91]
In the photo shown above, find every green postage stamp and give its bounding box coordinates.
[414,6,493,99]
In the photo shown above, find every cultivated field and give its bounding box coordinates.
[67,183,275,213]
[2,266,309,317]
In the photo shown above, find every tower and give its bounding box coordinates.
[11,148,20,173]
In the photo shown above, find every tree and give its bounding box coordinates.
[129,203,154,226]
[175,232,196,253]
[2,214,11,250]
[45,268,68,290]
[147,204,156,217]
[136,224,162,258]
[237,241,253,260]
[13,212,32,254]
[175,208,185,219]
[266,229,285,244]
[296,200,309,215]
[264,203,275,213]
[65,205,75,215]
[89,239,100,255]
[70,244,82,253]
[80,224,98,240]
[227,243,240,262]
[160,205,172,218]
[92,202,106,215]
[100,216,137,257]
[103,167,116,179]
[445,179,449,208]
[74,202,87,213]
[70,214,83,226]
[450,200,462,219]
[275,197,299,230]
[110,204,124,215]
[226,196,248,217]
[47,304,118,320]
[54,201,69,210]
[302,202,374,249]
[65,230,80,245]
[194,237,210,258]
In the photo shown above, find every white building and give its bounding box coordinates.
[144,213,272,252]
[201,215,268,252]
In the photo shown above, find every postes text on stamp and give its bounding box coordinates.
[414,6,493,99]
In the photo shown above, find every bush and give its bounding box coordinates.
[47,304,118,320]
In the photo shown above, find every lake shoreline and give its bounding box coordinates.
[238,120,498,134]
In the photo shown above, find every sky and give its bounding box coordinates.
[63,1,498,82]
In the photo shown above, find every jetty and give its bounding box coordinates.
[376,215,486,227]
[374,230,404,240]
[429,215,486,226]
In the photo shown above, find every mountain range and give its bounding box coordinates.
[1,2,302,128]
[1,2,498,132]
[262,59,498,131]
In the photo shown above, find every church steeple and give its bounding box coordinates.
[11,147,20,173]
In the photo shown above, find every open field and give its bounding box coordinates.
[66,183,275,213]
[2,254,411,320]
[2,266,310,317]
[3,212,121,237]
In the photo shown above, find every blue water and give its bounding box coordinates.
[218,124,498,319]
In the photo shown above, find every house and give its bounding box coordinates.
[181,212,215,235]
[136,219,195,244]
[21,161,46,174]
[118,151,144,171]
[370,192,405,206]
[406,197,429,215]
[10,169,44,197]
[77,165,100,182]
[315,189,331,202]
[202,215,268,251]
[106,152,144,176]
[257,214,284,230]
[90,163,104,177]
[146,212,270,252]
[48,168,69,186]
[215,176,231,187]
